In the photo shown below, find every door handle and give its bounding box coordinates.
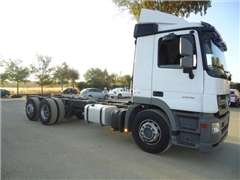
[153,91,163,97]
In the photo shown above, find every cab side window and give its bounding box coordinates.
[158,35,197,69]
[158,37,182,68]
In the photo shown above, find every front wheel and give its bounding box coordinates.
[132,109,171,154]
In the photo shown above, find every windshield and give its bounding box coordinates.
[202,31,229,79]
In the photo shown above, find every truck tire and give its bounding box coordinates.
[52,97,65,123]
[39,98,58,125]
[132,109,171,154]
[25,97,40,121]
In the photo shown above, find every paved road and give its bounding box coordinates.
[1,98,239,179]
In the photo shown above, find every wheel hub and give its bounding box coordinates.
[40,105,49,120]
[26,104,34,116]
[139,120,161,144]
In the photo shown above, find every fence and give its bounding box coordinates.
[2,87,65,95]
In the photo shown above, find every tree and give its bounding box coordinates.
[68,68,80,88]
[119,75,132,87]
[0,59,5,67]
[112,0,212,21]
[0,72,8,86]
[2,59,30,94]
[84,68,109,89]
[109,73,119,88]
[31,54,54,94]
[52,62,70,90]
[76,81,89,91]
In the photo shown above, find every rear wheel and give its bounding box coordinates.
[39,99,58,125]
[5,94,9,98]
[118,94,122,99]
[104,95,109,99]
[51,97,65,123]
[25,97,40,121]
[132,109,171,154]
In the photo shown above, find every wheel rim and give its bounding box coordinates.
[40,104,49,120]
[26,103,34,117]
[139,119,161,145]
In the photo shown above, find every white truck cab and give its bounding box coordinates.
[124,9,230,153]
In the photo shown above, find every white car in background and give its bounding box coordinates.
[80,88,109,99]
[108,87,131,98]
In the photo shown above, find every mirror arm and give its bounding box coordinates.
[183,69,194,79]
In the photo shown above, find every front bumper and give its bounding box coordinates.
[199,111,230,152]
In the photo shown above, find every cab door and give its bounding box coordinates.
[152,30,204,112]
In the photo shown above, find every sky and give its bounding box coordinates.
[0,0,239,82]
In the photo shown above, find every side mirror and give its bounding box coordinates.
[179,35,194,79]
[180,35,194,68]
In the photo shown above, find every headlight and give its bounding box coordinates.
[225,95,230,108]
[212,122,220,134]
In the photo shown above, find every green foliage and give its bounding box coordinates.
[83,68,132,90]
[84,68,109,89]
[2,59,30,94]
[112,0,212,21]
[0,72,8,85]
[108,72,119,88]
[52,62,70,90]
[52,62,80,89]
[76,81,89,91]
[31,54,54,94]
[118,75,132,87]
[0,59,5,67]
[68,68,80,88]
